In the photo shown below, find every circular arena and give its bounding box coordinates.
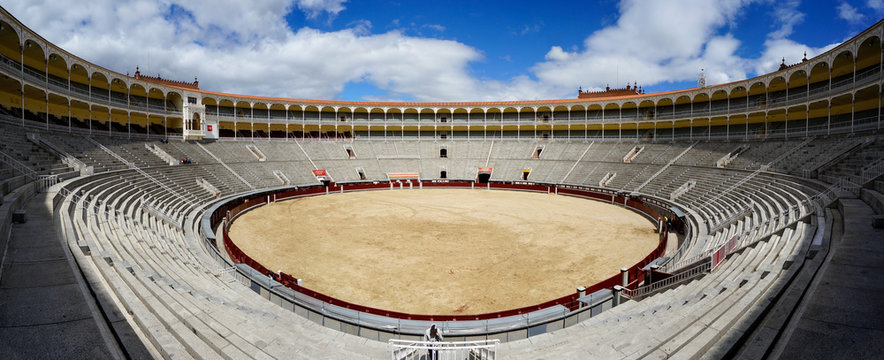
[0,4,883,360]
[228,188,659,315]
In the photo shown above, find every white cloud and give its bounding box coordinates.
[0,0,851,102]
[423,24,445,32]
[295,0,347,19]
[529,0,756,94]
[544,46,571,61]
[838,2,864,24]
[524,0,842,96]
[767,0,804,39]
[346,19,373,35]
[753,38,836,75]
[3,0,485,101]
[868,0,884,11]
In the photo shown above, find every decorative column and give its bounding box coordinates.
[726,93,730,141]
[67,65,72,133]
[44,57,49,130]
[851,54,857,133]
[783,81,789,140]
[707,94,711,141]
[20,39,24,126]
[107,79,111,136]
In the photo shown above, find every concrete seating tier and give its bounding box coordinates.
[199,141,260,163]
[59,171,388,358]
[0,122,71,174]
[93,136,170,168]
[156,141,217,164]
[55,158,822,359]
[819,135,884,184]
[39,132,127,172]
[501,219,814,358]
[16,125,842,358]
[184,139,883,194]
[769,136,867,176]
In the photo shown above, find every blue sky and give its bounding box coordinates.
[5,0,883,102]
[319,1,623,99]
[308,0,880,99]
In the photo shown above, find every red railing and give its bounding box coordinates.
[216,181,675,321]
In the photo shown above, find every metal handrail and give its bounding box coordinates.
[622,261,711,299]
[0,149,39,180]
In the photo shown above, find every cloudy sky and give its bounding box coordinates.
[4,0,882,102]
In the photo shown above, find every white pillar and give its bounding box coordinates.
[785,82,789,139]
[107,84,112,136]
[584,107,588,140]
[852,48,857,133]
[707,95,711,140]
[725,95,730,141]
[689,100,693,141]
[20,40,25,127]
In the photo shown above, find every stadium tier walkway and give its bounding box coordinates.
[774,198,884,359]
[0,190,126,359]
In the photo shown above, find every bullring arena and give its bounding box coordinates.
[228,189,659,315]
[1,4,883,360]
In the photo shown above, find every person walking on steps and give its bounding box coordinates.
[424,323,443,360]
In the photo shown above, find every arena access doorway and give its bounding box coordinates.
[476,167,493,183]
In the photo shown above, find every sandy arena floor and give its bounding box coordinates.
[228,189,659,315]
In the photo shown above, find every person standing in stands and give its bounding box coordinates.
[424,323,443,359]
